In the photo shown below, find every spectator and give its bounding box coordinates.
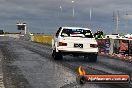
[94,30,104,39]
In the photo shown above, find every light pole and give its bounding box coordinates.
[72,0,75,17]
[89,8,92,29]
[113,11,120,34]
[60,5,62,12]
[59,0,62,13]
[125,11,128,34]
[90,8,92,21]
[58,0,63,26]
[116,11,119,34]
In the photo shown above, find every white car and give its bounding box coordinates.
[52,27,98,62]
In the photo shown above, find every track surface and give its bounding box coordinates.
[0,37,131,88]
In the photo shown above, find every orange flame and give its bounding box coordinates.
[78,66,86,76]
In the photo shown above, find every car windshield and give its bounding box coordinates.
[61,28,94,38]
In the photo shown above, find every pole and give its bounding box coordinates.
[59,0,63,26]
[60,5,62,12]
[112,11,115,34]
[116,14,118,34]
[72,0,75,17]
[60,0,62,12]
[73,8,75,17]
[116,11,119,34]
[89,8,92,29]
[25,24,27,34]
[125,11,128,34]
[90,8,91,21]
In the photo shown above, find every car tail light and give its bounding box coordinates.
[59,42,67,46]
[90,44,97,48]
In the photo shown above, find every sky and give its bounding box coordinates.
[0,0,132,34]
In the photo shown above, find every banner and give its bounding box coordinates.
[97,39,110,54]
[119,40,129,54]
[105,39,110,53]
[113,39,120,54]
[129,40,132,55]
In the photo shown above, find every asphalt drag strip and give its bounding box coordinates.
[0,41,77,88]
[0,39,121,88]
[18,40,132,88]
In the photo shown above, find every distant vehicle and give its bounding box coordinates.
[124,34,132,39]
[105,34,120,39]
[52,27,98,62]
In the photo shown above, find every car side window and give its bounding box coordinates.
[56,27,62,37]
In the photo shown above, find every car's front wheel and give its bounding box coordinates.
[52,50,63,60]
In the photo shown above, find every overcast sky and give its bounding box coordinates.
[0,0,132,34]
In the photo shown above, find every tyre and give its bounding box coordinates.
[84,56,89,61]
[76,76,86,85]
[52,50,63,60]
[88,54,97,62]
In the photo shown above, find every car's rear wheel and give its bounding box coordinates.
[84,54,97,62]
[88,54,97,62]
[89,54,97,62]
[52,50,63,60]
[84,56,89,61]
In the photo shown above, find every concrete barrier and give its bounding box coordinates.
[4,34,20,39]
